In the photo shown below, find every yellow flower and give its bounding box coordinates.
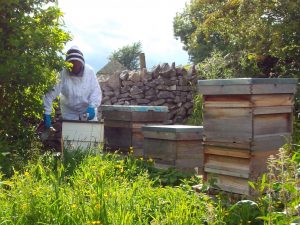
[21,203,27,210]
[24,171,30,177]
[71,204,77,209]
[95,203,101,209]
[129,146,134,154]
[90,221,102,224]
[139,157,143,161]
[148,158,154,163]
[120,167,124,173]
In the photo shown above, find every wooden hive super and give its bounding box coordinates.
[198,78,298,195]
[101,105,168,156]
[142,125,204,173]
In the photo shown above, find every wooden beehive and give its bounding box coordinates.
[62,120,104,151]
[101,105,168,156]
[198,78,298,195]
[142,125,204,173]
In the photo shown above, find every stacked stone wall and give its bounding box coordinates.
[98,63,198,124]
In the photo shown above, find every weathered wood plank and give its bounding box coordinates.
[252,83,298,94]
[251,94,294,107]
[253,114,291,135]
[204,145,250,158]
[176,159,204,174]
[142,131,203,140]
[104,120,132,128]
[176,141,203,159]
[143,139,177,161]
[104,127,132,152]
[198,85,251,95]
[206,173,249,195]
[131,132,144,149]
[204,108,252,141]
[250,150,279,178]
[131,111,168,122]
[252,133,291,151]
[205,154,250,172]
[253,106,292,115]
[204,141,252,149]
[142,131,177,140]
[103,110,167,122]
[204,95,251,108]
[204,167,249,178]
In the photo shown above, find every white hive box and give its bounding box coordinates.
[62,120,104,151]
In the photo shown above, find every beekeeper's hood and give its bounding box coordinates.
[66,45,85,65]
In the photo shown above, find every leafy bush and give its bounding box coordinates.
[0,0,71,176]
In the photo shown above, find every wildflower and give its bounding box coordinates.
[148,158,154,163]
[90,221,102,224]
[71,204,77,209]
[129,146,134,154]
[115,164,122,169]
[24,171,30,177]
[120,167,124,173]
[21,203,27,210]
[95,203,101,209]
[139,157,143,161]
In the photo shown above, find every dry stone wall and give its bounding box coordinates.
[98,63,198,124]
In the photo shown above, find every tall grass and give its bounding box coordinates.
[0,150,220,225]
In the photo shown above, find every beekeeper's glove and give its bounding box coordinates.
[43,114,52,129]
[86,107,95,120]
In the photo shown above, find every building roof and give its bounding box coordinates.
[97,60,128,75]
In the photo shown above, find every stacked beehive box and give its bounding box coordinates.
[198,78,298,195]
[101,105,168,156]
[62,120,104,151]
[142,125,204,173]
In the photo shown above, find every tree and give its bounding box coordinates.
[173,0,228,63]
[109,42,142,70]
[173,0,300,78]
[0,0,71,175]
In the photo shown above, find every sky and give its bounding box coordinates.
[58,0,190,72]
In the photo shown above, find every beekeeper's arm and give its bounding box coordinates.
[42,80,62,128]
[86,70,102,120]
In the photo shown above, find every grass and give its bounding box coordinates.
[1,145,299,224]
[0,149,216,225]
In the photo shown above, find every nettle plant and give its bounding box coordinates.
[249,145,300,225]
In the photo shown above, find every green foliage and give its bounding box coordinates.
[109,41,142,70]
[225,200,262,225]
[0,0,71,175]
[187,94,203,125]
[249,145,300,224]
[173,1,228,63]
[0,151,214,224]
[174,0,300,78]
[196,50,235,79]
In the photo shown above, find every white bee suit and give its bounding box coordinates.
[43,64,102,120]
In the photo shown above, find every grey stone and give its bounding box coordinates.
[120,70,129,81]
[136,99,151,104]
[128,71,141,82]
[157,91,174,99]
[153,99,165,106]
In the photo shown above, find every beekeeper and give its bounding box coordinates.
[43,46,102,128]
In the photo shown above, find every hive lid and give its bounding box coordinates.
[198,78,298,86]
[101,105,168,112]
[142,125,203,133]
[198,78,298,95]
